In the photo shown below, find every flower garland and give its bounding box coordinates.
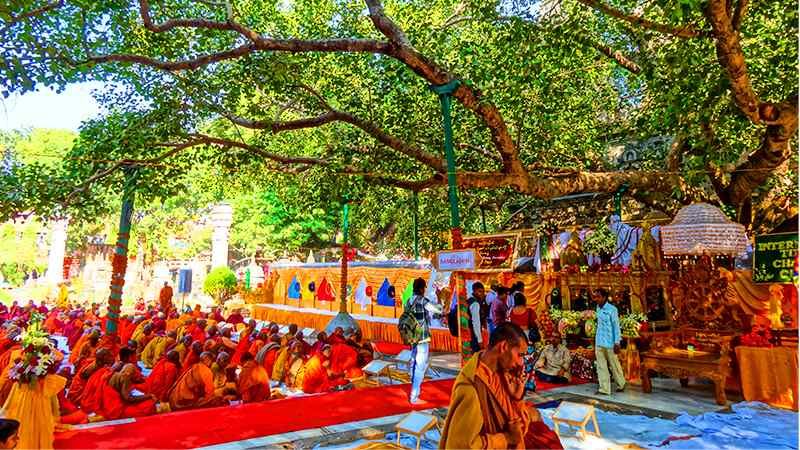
[8,315,57,385]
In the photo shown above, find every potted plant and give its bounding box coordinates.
[203,266,238,306]
[583,220,617,265]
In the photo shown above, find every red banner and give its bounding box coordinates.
[461,234,517,270]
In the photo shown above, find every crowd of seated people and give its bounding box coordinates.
[0,298,378,428]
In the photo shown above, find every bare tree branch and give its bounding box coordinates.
[589,40,642,74]
[138,0,235,33]
[576,0,707,38]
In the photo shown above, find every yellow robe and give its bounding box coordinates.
[2,374,67,450]
[140,336,174,369]
[130,320,151,344]
[271,346,290,381]
[440,354,520,449]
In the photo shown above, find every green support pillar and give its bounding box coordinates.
[105,168,138,335]
[480,207,487,234]
[326,200,359,334]
[412,191,420,260]
[430,79,462,249]
[614,183,629,218]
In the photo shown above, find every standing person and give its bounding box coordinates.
[508,293,539,344]
[439,323,562,449]
[594,288,626,395]
[490,287,509,333]
[486,285,499,333]
[508,281,525,310]
[159,282,174,314]
[404,278,442,405]
[467,282,489,354]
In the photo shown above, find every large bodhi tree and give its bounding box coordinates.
[0,0,796,229]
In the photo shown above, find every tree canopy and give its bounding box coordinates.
[1,0,796,240]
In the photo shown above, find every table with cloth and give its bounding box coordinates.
[735,346,798,410]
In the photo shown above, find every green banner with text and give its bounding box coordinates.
[753,233,798,284]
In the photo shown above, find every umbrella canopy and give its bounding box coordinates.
[661,203,748,256]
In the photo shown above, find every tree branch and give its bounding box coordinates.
[731,0,748,31]
[188,133,330,165]
[138,0,235,33]
[85,44,257,71]
[589,40,642,74]
[5,0,63,25]
[576,0,707,38]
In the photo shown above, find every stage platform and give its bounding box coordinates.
[251,303,459,352]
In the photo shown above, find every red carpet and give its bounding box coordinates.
[54,377,587,449]
[55,379,454,449]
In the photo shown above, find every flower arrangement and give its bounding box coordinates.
[619,312,648,338]
[741,316,774,348]
[583,220,617,257]
[7,316,57,385]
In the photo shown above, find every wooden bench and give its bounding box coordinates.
[640,327,734,405]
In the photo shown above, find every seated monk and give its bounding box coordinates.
[144,350,181,402]
[440,323,562,449]
[218,326,238,353]
[226,308,244,326]
[97,333,121,360]
[141,332,176,369]
[294,331,312,356]
[296,345,346,394]
[173,335,192,362]
[311,332,328,354]
[181,341,203,374]
[78,349,116,413]
[284,342,306,388]
[188,319,208,344]
[231,320,257,367]
[70,331,100,365]
[346,330,374,367]
[211,352,237,397]
[168,351,226,410]
[238,352,271,403]
[66,348,104,404]
[329,327,347,345]
[100,363,157,420]
[256,335,282,376]
[330,342,363,379]
[135,324,155,355]
[248,330,269,357]
[165,311,181,333]
[281,324,299,346]
[191,304,203,319]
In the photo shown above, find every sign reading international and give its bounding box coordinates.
[753,232,798,284]
[461,233,519,270]
[435,249,479,271]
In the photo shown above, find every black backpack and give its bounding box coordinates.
[447,305,459,337]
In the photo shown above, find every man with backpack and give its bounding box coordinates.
[399,278,442,404]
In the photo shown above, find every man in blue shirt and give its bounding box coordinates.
[593,288,626,395]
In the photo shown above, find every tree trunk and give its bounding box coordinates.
[105,173,136,335]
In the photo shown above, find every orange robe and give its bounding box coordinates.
[69,333,91,364]
[181,351,200,375]
[58,391,88,425]
[230,331,252,367]
[98,335,120,359]
[168,363,218,410]
[330,343,363,379]
[297,354,331,394]
[66,358,95,404]
[0,346,22,405]
[259,345,280,376]
[78,366,113,413]
[144,358,179,402]
[99,381,156,420]
[237,360,271,403]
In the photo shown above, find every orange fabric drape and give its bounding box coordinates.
[736,346,798,410]
[251,305,459,352]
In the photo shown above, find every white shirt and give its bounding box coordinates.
[469,301,483,344]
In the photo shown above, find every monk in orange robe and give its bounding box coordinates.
[159,282,174,314]
[165,312,182,333]
[230,321,257,367]
[100,364,157,420]
[297,345,342,394]
[330,342,363,379]
[329,327,347,345]
[256,336,281,376]
[237,352,270,403]
[191,304,203,319]
[144,351,181,402]
[248,330,269,357]
[66,349,103,405]
[70,331,99,365]
[78,349,115,413]
[168,352,225,410]
[0,344,22,405]
[97,333,121,359]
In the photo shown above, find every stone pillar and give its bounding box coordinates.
[210,203,233,269]
[46,219,69,284]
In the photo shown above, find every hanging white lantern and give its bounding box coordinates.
[660,203,748,256]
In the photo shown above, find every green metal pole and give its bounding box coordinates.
[480,207,487,234]
[105,168,138,335]
[614,183,629,217]
[412,191,419,260]
[430,80,462,248]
